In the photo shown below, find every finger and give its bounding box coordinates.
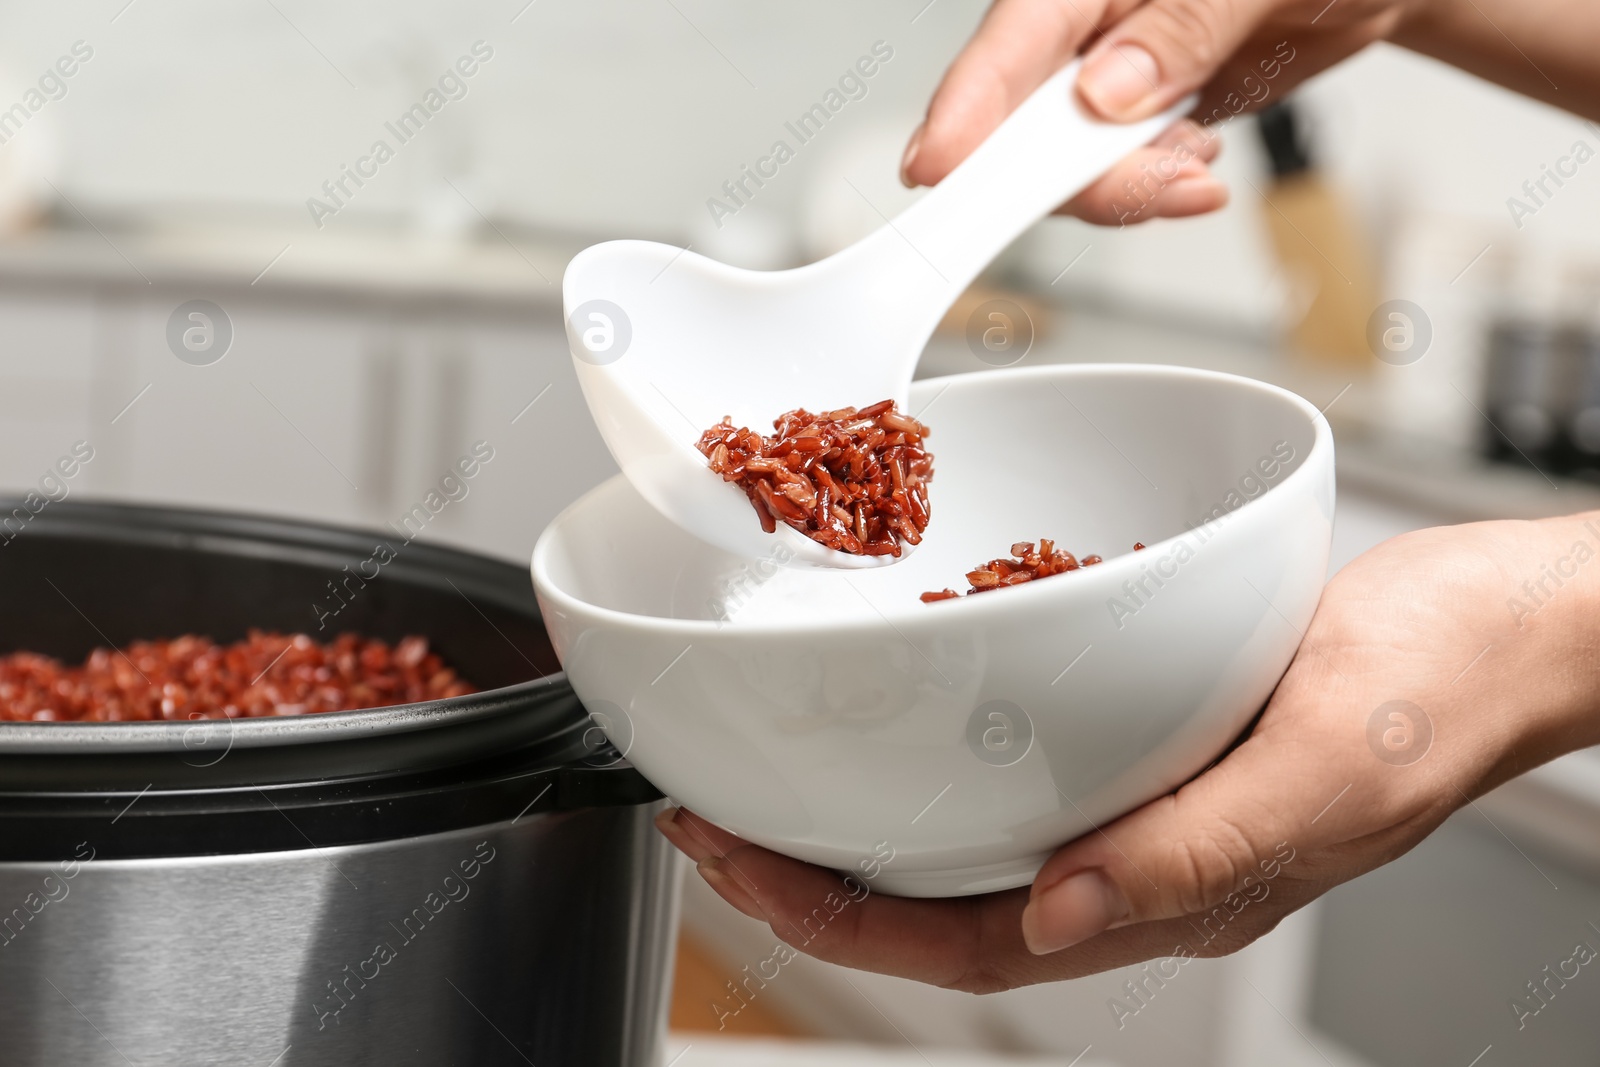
[1029,883,1308,979]
[668,807,1325,989]
[1018,717,1357,955]
[663,808,1037,989]
[905,0,1113,188]
[1151,116,1225,160]
[656,806,753,864]
[697,832,1319,990]
[1061,157,1228,225]
[702,837,1039,990]
[1076,0,1276,121]
[1058,118,1229,223]
[1130,174,1230,219]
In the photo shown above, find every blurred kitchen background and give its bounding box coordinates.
[2,1,1600,1064]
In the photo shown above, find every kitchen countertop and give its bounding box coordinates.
[0,217,570,304]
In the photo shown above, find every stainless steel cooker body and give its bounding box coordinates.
[0,805,680,1066]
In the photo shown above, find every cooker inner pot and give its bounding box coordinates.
[0,500,650,860]
[0,499,556,688]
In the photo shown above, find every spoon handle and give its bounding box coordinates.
[860,59,1196,329]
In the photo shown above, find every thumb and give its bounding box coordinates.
[1075,0,1272,121]
[1020,733,1339,955]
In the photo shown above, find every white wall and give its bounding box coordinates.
[0,4,1594,325]
[0,0,977,239]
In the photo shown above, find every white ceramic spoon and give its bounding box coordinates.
[563,59,1194,567]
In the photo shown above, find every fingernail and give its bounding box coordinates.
[699,857,766,921]
[1079,43,1161,119]
[655,807,714,863]
[899,123,924,188]
[1021,869,1128,954]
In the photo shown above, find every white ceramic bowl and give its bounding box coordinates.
[532,364,1334,897]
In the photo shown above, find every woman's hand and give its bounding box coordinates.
[656,514,1600,991]
[905,0,1425,226]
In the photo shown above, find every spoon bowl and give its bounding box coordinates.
[564,60,1195,566]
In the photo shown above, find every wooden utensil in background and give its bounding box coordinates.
[1256,101,1380,367]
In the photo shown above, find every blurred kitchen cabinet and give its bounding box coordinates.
[2,279,605,565]
[1303,759,1600,1067]
[404,311,618,562]
[0,286,97,493]
[91,292,375,526]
